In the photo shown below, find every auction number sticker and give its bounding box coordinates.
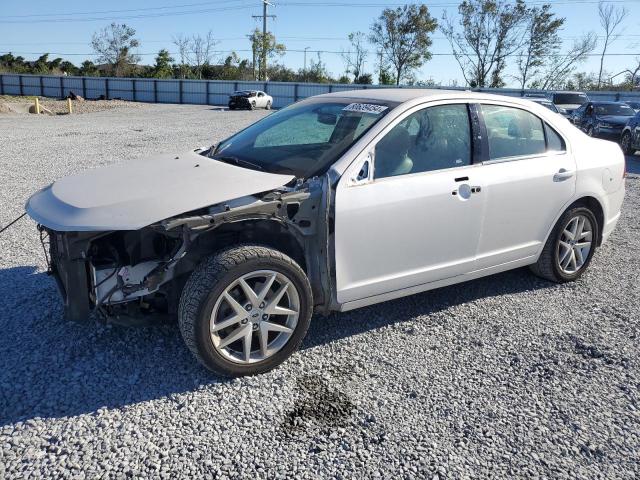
[342,103,388,114]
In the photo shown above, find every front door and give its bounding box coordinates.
[334,103,485,304]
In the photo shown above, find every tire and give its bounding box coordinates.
[178,245,313,377]
[265,100,272,110]
[586,126,594,137]
[530,206,599,283]
[250,101,256,110]
[228,105,236,111]
[621,131,633,155]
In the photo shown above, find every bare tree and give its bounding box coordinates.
[190,30,218,79]
[597,1,628,89]
[370,4,438,86]
[172,34,191,79]
[515,5,564,89]
[90,23,140,77]
[538,33,598,90]
[441,0,528,88]
[341,32,368,83]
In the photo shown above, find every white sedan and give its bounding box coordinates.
[26,89,625,376]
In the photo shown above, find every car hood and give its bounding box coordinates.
[26,150,295,231]
[596,115,633,126]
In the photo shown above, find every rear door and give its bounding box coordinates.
[473,103,576,269]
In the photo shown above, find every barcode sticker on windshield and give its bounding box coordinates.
[342,103,388,114]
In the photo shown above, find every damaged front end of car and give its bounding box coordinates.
[39,176,331,325]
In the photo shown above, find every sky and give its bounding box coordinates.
[1,0,639,87]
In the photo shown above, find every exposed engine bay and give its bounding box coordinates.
[41,170,332,325]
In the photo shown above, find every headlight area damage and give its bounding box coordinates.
[41,177,331,325]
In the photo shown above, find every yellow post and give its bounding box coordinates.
[67,98,73,114]
[34,97,41,114]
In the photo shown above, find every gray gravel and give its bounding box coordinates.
[1,103,640,479]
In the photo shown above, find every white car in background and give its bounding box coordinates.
[26,89,625,376]
[228,90,273,110]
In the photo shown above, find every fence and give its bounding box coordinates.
[1,73,639,108]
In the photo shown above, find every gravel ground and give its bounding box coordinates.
[1,103,639,479]
[0,95,145,115]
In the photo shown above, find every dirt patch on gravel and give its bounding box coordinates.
[0,95,146,115]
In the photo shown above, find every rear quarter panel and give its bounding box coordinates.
[569,132,625,240]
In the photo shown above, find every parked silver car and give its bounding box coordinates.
[26,89,625,376]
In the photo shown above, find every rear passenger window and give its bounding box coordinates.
[482,105,545,160]
[545,123,565,152]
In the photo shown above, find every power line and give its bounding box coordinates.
[2,0,638,23]
[3,49,639,57]
[1,0,247,18]
[0,4,257,24]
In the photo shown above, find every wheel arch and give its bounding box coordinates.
[543,196,605,249]
[190,218,308,273]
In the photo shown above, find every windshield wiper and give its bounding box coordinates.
[213,155,264,171]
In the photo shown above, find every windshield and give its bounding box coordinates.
[595,103,635,116]
[213,99,393,177]
[553,93,588,105]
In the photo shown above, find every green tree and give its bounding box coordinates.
[355,73,373,84]
[248,29,285,80]
[79,60,100,77]
[441,0,528,88]
[91,23,140,77]
[378,66,395,85]
[152,49,174,78]
[369,4,438,85]
[59,61,79,76]
[515,5,565,89]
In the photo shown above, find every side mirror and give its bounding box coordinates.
[350,153,373,185]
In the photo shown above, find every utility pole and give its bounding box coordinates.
[304,46,310,81]
[252,0,275,81]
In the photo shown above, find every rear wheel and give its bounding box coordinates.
[621,131,633,155]
[178,245,313,377]
[265,100,272,110]
[530,206,599,283]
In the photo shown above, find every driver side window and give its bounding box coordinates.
[374,104,472,179]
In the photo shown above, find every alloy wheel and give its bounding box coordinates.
[556,214,593,275]
[209,270,300,364]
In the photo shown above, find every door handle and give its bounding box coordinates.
[553,168,574,182]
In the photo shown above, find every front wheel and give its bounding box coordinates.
[621,131,633,155]
[586,126,594,137]
[178,245,313,377]
[265,100,272,110]
[530,206,599,283]
[250,101,256,110]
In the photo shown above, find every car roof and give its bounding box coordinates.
[316,88,547,107]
